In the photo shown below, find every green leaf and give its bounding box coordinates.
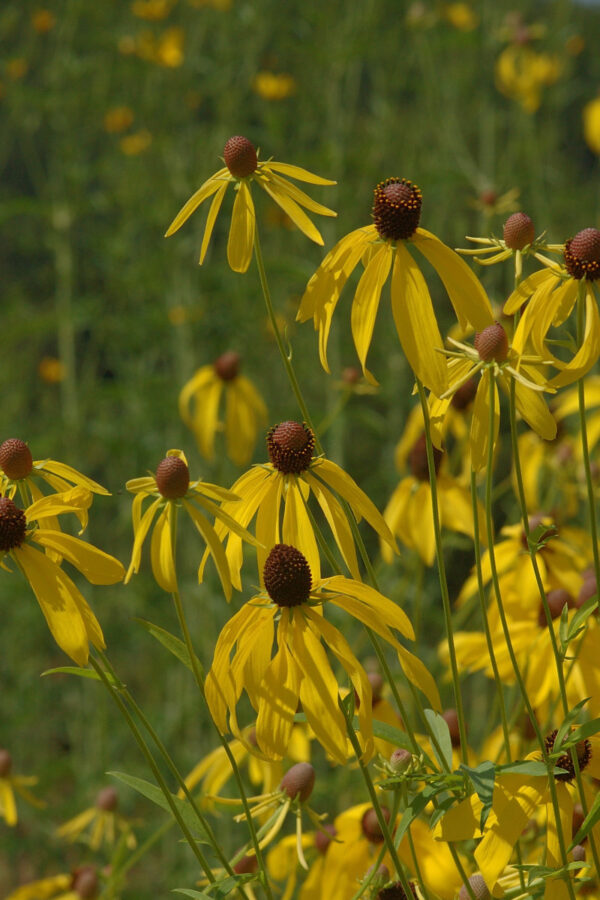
[393,790,433,847]
[566,595,598,645]
[109,771,211,842]
[136,618,204,677]
[41,666,121,686]
[527,522,558,553]
[554,698,590,750]
[174,875,258,899]
[424,709,453,771]
[497,760,549,777]
[569,717,600,743]
[371,720,412,752]
[572,789,600,847]
[460,761,495,830]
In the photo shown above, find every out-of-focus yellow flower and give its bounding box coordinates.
[583,97,600,155]
[38,356,66,383]
[131,0,174,19]
[6,59,28,80]
[469,186,521,219]
[56,785,136,851]
[252,71,296,101]
[32,9,56,32]
[442,3,478,32]
[118,34,137,54]
[0,749,44,827]
[155,27,184,66]
[103,106,134,134]
[119,129,152,155]
[495,44,561,113]
[7,866,100,900]
[179,351,268,467]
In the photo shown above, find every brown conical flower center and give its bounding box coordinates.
[451,376,478,410]
[537,588,574,627]
[564,228,600,281]
[214,350,240,381]
[409,434,442,482]
[95,786,118,811]
[378,884,418,900]
[315,824,337,854]
[373,178,422,241]
[0,439,33,480]
[503,212,535,250]
[474,323,509,362]
[267,421,314,474]
[0,749,12,777]
[280,761,315,802]
[0,498,26,551]
[71,867,99,899]
[155,456,189,499]
[458,875,490,900]
[545,729,592,782]
[223,136,258,178]
[263,544,312,607]
[361,805,391,843]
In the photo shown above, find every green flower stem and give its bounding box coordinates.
[350,793,401,900]
[485,374,576,900]
[416,378,469,765]
[576,284,600,595]
[400,784,430,900]
[341,699,414,894]
[253,226,319,443]
[96,649,235,881]
[168,505,274,900]
[470,469,512,758]
[88,656,216,881]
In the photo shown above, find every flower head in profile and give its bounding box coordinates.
[125,449,258,598]
[165,135,336,272]
[179,351,267,467]
[0,748,44,827]
[56,785,136,851]
[207,420,396,590]
[0,488,124,665]
[457,211,562,282]
[205,544,439,765]
[504,228,600,389]
[7,866,100,900]
[297,176,493,392]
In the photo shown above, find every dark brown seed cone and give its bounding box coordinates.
[96,786,118,811]
[458,874,490,900]
[373,178,422,241]
[71,867,99,899]
[0,749,12,777]
[267,421,314,474]
[155,456,189,499]
[0,439,33,480]
[537,589,574,627]
[474,323,509,362]
[545,729,592,782]
[361,806,390,843]
[280,762,315,802]
[263,544,312,607]
[564,228,600,281]
[443,708,463,748]
[0,498,27,551]
[223,136,258,178]
[377,881,418,900]
[409,434,442,482]
[214,351,240,381]
[451,377,478,410]
[233,854,258,875]
[503,213,535,250]
[315,824,337,854]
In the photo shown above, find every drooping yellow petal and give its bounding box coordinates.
[470,372,498,472]
[504,268,556,316]
[260,176,325,244]
[433,794,483,842]
[56,806,97,839]
[225,377,267,466]
[178,366,215,429]
[181,372,223,461]
[323,575,414,640]
[256,476,283,584]
[150,504,177,592]
[125,496,162,582]
[396,645,442,710]
[32,531,125,585]
[262,169,336,216]
[165,169,228,237]
[0,779,17,826]
[390,243,447,396]
[407,481,436,565]
[350,243,392,384]
[35,459,110,495]
[255,612,301,760]
[282,478,320,582]
[303,472,360,579]
[263,161,336,185]
[125,475,157,494]
[548,285,600,388]
[182,499,232,601]
[512,378,557,440]
[199,181,228,265]
[382,477,415,562]
[227,181,255,273]
[26,486,92,525]
[544,783,573,900]
[413,228,494,330]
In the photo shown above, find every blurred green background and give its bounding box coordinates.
[2,0,600,894]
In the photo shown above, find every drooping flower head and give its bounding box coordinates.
[55,785,136,851]
[0,748,44,827]
[205,543,439,765]
[165,135,336,272]
[297,175,493,392]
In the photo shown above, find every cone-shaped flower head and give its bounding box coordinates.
[263,544,312,607]
[503,212,535,250]
[0,439,33,480]
[564,227,600,281]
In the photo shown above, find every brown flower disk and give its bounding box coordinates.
[223,136,258,178]
[361,805,391,843]
[263,544,312,607]
[267,421,314,474]
[503,212,535,250]
[564,228,600,281]
[0,498,26,551]
[214,351,240,381]
[373,178,422,241]
[409,434,442,482]
[155,456,190,499]
[0,439,33,480]
[474,323,509,362]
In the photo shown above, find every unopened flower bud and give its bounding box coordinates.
[389,748,413,773]
[361,806,390,843]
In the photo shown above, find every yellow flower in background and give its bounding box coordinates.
[131,0,174,19]
[554,374,600,456]
[205,544,439,764]
[252,71,296,101]
[31,9,56,32]
[442,3,478,31]
[504,229,600,389]
[154,27,184,66]
[495,44,561,113]
[206,420,396,589]
[125,449,258,598]
[179,351,267,467]
[165,135,336,272]
[103,106,134,133]
[7,866,100,900]
[56,785,136,850]
[0,488,124,665]
[120,128,152,155]
[38,355,66,383]
[297,177,493,391]
[583,97,600,155]
[0,749,44,827]
[6,59,28,80]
